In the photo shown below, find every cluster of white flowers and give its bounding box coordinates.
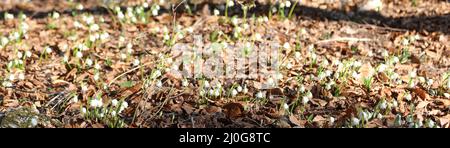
[90,98,103,108]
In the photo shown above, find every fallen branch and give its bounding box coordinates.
[315,37,373,44]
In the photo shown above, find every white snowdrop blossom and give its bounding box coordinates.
[5,13,14,20]
[81,107,87,114]
[89,24,100,32]
[283,103,289,110]
[302,96,309,105]
[156,80,163,88]
[182,79,189,87]
[405,93,412,101]
[351,117,360,126]
[285,1,292,7]
[76,51,83,58]
[214,9,220,16]
[133,59,140,66]
[90,98,103,108]
[227,0,234,7]
[111,99,118,107]
[71,95,78,103]
[85,58,93,66]
[283,42,291,49]
[377,64,388,72]
[231,89,238,97]
[45,47,52,54]
[256,91,264,99]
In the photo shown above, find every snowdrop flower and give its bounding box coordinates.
[353,61,362,68]
[182,79,189,87]
[2,81,12,87]
[243,86,248,94]
[325,70,332,77]
[231,89,238,97]
[231,17,238,25]
[73,21,83,28]
[352,71,360,80]
[203,80,210,88]
[267,77,275,86]
[402,38,409,46]
[25,51,32,58]
[294,51,301,59]
[227,0,234,7]
[256,91,264,99]
[1,37,9,46]
[285,62,293,69]
[446,80,450,89]
[76,3,84,10]
[392,56,400,64]
[306,91,313,99]
[418,77,425,84]
[214,89,221,97]
[283,103,289,110]
[152,70,162,79]
[119,101,128,113]
[100,32,109,41]
[325,81,334,90]
[152,9,159,16]
[285,1,292,7]
[299,85,305,93]
[89,35,97,42]
[209,89,214,96]
[8,74,15,81]
[5,13,14,20]
[81,83,88,92]
[405,93,412,101]
[280,2,286,8]
[329,117,335,125]
[214,9,220,16]
[17,51,23,59]
[351,117,360,126]
[90,98,103,108]
[392,100,398,108]
[133,59,140,66]
[18,73,25,80]
[94,63,101,70]
[93,73,100,81]
[89,24,100,32]
[263,16,269,22]
[111,99,118,107]
[236,85,243,92]
[283,42,291,49]
[379,99,387,110]
[85,58,93,66]
[81,107,87,114]
[426,79,434,86]
[76,51,83,58]
[426,119,435,128]
[409,70,417,78]
[382,50,389,57]
[117,11,125,20]
[377,64,387,73]
[72,95,78,103]
[52,12,60,19]
[111,110,117,116]
[156,80,163,88]
[302,96,309,105]
[444,93,450,99]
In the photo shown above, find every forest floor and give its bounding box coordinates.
[0,0,449,128]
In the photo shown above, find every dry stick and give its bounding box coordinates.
[315,37,373,44]
[107,62,154,87]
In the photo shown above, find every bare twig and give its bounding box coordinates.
[315,37,373,44]
[107,62,154,87]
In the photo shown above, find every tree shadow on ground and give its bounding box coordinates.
[0,2,448,34]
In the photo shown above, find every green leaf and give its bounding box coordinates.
[119,81,134,88]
